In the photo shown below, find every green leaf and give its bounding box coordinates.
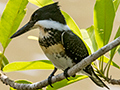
[118,47,120,55]
[86,26,98,52]
[99,56,120,69]
[3,60,54,73]
[94,0,115,48]
[62,11,82,38]
[113,0,120,11]
[81,26,98,53]
[110,26,120,60]
[46,75,88,90]
[28,0,54,7]
[0,51,9,70]
[0,0,28,48]
[106,27,120,77]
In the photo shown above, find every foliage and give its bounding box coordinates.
[3,60,54,72]
[0,0,28,68]
[0,0,120,89]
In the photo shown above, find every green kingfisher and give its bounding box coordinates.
[10,2,109,89]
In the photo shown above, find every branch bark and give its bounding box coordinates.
[0,36,120,90]
[107,77,120,85]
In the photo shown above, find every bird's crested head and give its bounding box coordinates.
[10,2,69,39]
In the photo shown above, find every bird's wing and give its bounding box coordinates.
[62,31,109,89]
[62,30,89,63]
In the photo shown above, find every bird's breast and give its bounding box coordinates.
[38,29,75,70]
[40,44,75,70]
[40,44,64,54]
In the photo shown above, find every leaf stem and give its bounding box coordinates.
[92,62,106,80]
[99,56,104,73]
[101,56,104,73]
[103,58,110,73]
[106,58,112,78]
[0,48,6,69]
[99,57,101,70]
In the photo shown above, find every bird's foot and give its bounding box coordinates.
[48,74,54,87]
[64,67,76,80]
[72,74,76,77]
[48,67,57,87]
[64,67,70,81]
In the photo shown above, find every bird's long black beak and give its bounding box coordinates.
[10,21,35,39]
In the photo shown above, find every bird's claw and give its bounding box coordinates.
[64,67,70,81]
[48,67,57,87]
[48,74,54,87]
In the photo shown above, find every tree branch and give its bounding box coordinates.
[107,77,120,85]
[0,36,120,90]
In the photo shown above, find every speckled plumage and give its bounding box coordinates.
[39,29,89,67]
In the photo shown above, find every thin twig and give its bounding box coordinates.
[108,78,120,85]
[0,36,120,90]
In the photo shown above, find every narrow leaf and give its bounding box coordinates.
[118,47,120,55]
[113,0,120,11]
[98,56,120,69]
[0,0,28,48]
[110,26,120,59]
[81,26,98,53]
[0,51,9,70]
[28,0,54,7]
[106,27,120,76]
[94,0,115,48]
[46,75,88,90]
[62,11,82,38]
[3,60,54,73]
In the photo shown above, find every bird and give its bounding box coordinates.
[10,2,109,89]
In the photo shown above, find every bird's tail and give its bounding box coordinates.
[84,65,109,89]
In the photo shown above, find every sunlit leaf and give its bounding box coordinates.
[62,11,82,38]
[98,56,120,69]
[46,75,88,90]
[94,0,115,48]
[81,26,98,53]
[3,60,54,72]
[106,27,120,76]
[113,0,120,11]
[80,29,93,53]
[110,26,120,60]
[118,47,120,55]
[0,0,28,48]
[28,0,54,7]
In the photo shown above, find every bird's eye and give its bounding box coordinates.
[30,13,38,21]
[34,13,38,17]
